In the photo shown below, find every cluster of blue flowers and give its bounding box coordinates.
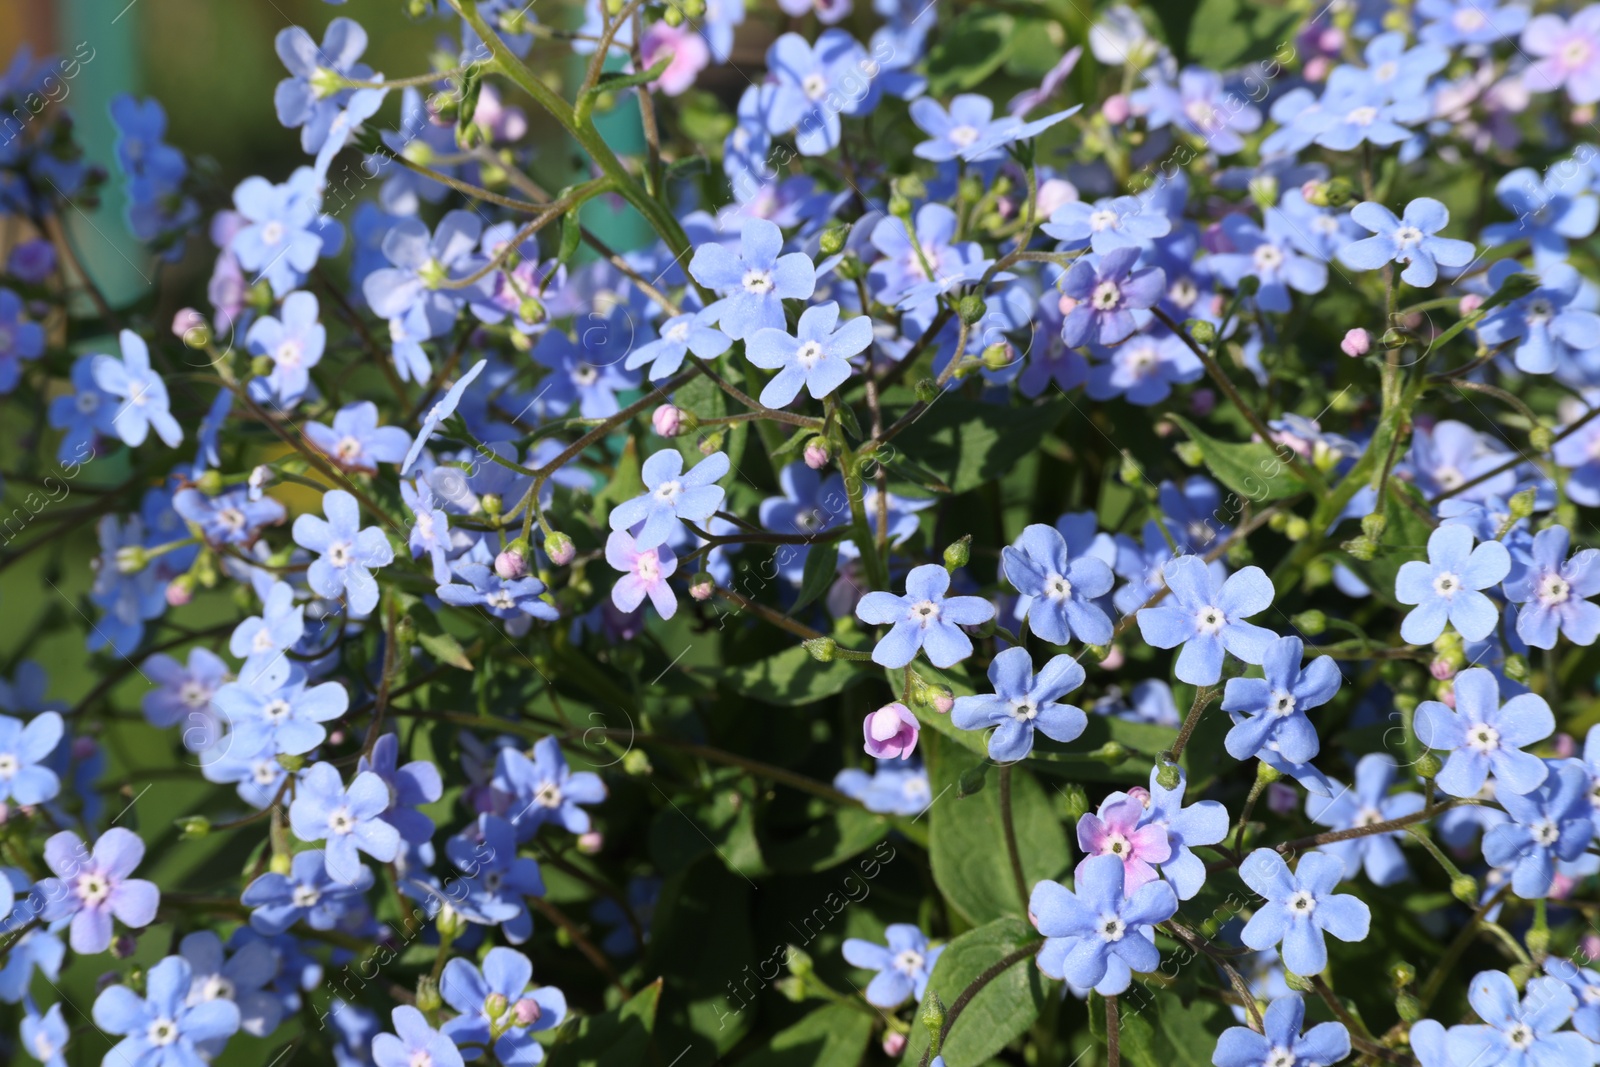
[8,0,1600,1065]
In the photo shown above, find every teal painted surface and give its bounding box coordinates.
[572,52,653,257]
[58,0,147,307]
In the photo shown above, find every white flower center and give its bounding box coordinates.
[1185,99,1218,129]
[264,698,292,724]
[1010,698,1039,723]
[201,975,236,1001]
[1045,573,1073,601]
[75,871,111,907]
[1531,819,1561,847]
[1432,571,1461,597]
[1103,831,1131,857]
[534,781,563,808]
[1454,9,1486,30]
[1538,573,1571,605]
[487,589,516,611]
[147,1018,179,1047]
[1393,225,1425,249]
[948,124,980,148]
[276,339,303,368]
[654,479,682,505]
[1196,606,1227,635]
[335,436,363,462]
[1091,280,1122,310]
[328,807,356,835]
[1269,689,1297,717]
[1527,298,1555,326]
[572,364,598,387]
[1098,915,1126,942]
[795,340,825,369]
[252,760,279,785]
[1345,105,1378,127]
[77,390,101,413]
[636,552,660,583]
[1265,1048,1295,1067]
[1507,1022,1535,1049]
[0,754,16,779]
[1287,889,1317,915]
[292,884,322,908]
[410,1051,434,1067]
[665,321,691,344]
[252,628,277,653]
[909,600,941,627]
[260,221,285,246]
[742,268,774,294]
[1354,806,1384,828]
[1467,723,1501,753]
[327,541,352,568]
[1563,39,1594,69]
[893,948,925,974]
[1088,209,1120,232]
[802,73,828,101]
[1169,277,1198,307]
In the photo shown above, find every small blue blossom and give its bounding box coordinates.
[689,217,815,340]
[531,316,641,419]
[1002,523,1114,645]
[1306,754,1425,887]
[624,307,730,381]
[48,354,118,463]
[172,487,286,546]
[1132,67,1261,155]
[1138,556,1278,686]
[868,204,991,313]
[1212,995,1350,1067]
[763,30,880,156]
[20,1003,68,1067]
[437,561,558,635]
[909,94,1013,163]
[364,210,488,383]
[1418,0,1527,48]
[373,1006,463,1067]
[842,925,944,1008]
[241,850,375,935]
[401,477,455,584]
[607,448,729,552]
[0,287,43,393]
[1446,970,1594,1065]
[1239,849,1370,976]
[288,762,402,883]
[1523,9,1600,104]
[440,947,566,1064]
[1337,198,1476,288]
[951,646,1087,761]
[1483,760,1593,898]
[1396,525,1511,645]
[92,956,241,1067]
[140,646,225,750]
[358,733,442,846]
[1406,419,1517,503]
[178,929,284,1040]
[1044,194,1172,255]
[93,329,182,449]
[37,828,161,954]
[229,581,306,659]
[246,290,326,407]
[1059,246,1165,347]
[1221,636,1341,764]
[273,18,376,154]
[305,401,412,472]
[1208,211,1328,312]
[215,651,348,759]
[1137,765,1229,900]
[1476,260,1600,375]
[746,301,872,407]
[493,737,607,839]
[833,759,932,816]
[1417,667,1554,797]
[447,814,547,944]
[1544,957,1600,1043]
[1030,853,1178,995]
[292,489,395,616]
[0,709,62,805]
[229,167,343,297]
[1504,525,1600,648]
[1484,166,1599,268]
[856,563,997,668]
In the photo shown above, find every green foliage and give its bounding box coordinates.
[900,918,1046,1067]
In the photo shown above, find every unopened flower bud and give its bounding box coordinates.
[699,430,724,456]
[803,439,829,469]
[1322,177,1357,206]
[416,976,443,1013]
[622,749,653,776]
[1058,782,1089,820]
[689,572,715,601]
[269,851,293,875]
[957,763,987,797]
[957,294,987,325]
[485,992,509,1019]
[577,831,602,855]
[981,342,1012,370]
[1380,327,1408,349]
[1186,319,1217,345]
[176,815,210,839]
[930,686,954,715]
[276,753,306,773]
[803,636,837,662]
[166,576,195,607]
[1285,611,1323,638]
[882,1032,907,1057]
[1155,762,1181,791]
[512,997,544,1026]
[116,545,148,574]
[1415,752,1443,780]
[1509,488,1537,519]
[1458,293,1485,316]
[250,354,275,378]
[1451,874,1479,904]
[112,935,139,959]
[172,308,209,348]
[1530,425,1554,452]
[864,702,919,760]
[920,993,946,1044]
[543,531,575,566]
[914,378,939,403]
[1503,653,1530,682]
[1396,992,1422,1022]
[495,545,528,580]
[943,535,971,571]
[1092,741,1128,763]
[1340,328,1370,357]
[652,404,683,437]
[1101,93,1131,123]
[1256,759,1283,785]
[819,224,849,257]
[1430,657,1457,681]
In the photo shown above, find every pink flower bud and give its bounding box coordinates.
[1101,94,1131,124]
[1429,657,1456,681]
[804,440,830,470]
[689,577,714,601]
[1035,178,1078,219]
[72,736,98,760]
[1554,732,1577,758]
[932,691,954,715]
[1126,786,1151,808]
[1265,782,1299,814]
[1582,933,1600,962]
[863,702,919,760]
[171,307,207,342]
[165,579,193,607]
[495,548,527,580]
[1340,328,1370,357]
[1440,685,1457,709]
[1099,645,1125,670]
[1189,388,1217,417]
[1458,293,1485,316]
[1058,293,1079,316]
[577,831,603,855]
[1317,27,1344,53]
[652,404,683,437]
[544,532,576,566]
[882,1032,907,1057]
[513,998,544,1027]
[1304,56,1331,82]
[328,730,346,745]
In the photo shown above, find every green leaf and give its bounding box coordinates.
[729,645,864,707]
[672,371,729,466]
[927,10,1017,95]
[1342,478,1437,601]
[927,734,1072,925]
[900,918,1045,1067]
[416,629,472,671]
[550,979,662,1067]
[1168,414,1307,503]
[792,538,839,613]
[891,398,1066,495]
[765,803,889,874]
[735,1003,873,1066]
[1089,986,1235,1067]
